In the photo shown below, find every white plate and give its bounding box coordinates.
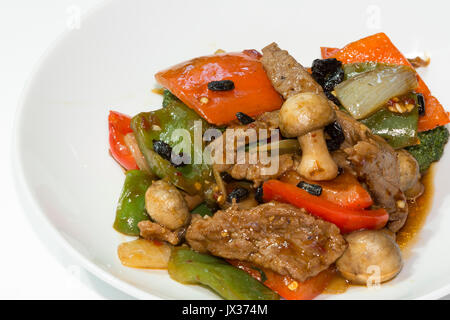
[13,0,450,299]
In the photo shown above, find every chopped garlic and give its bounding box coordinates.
[397,200,406,209]
[200,97,209,104]
[288,281,298,291]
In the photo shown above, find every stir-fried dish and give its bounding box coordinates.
[109,33,449,300]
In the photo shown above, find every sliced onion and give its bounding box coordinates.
[124,133,151,173]
[118,239,172,269]
[335,65,418,120]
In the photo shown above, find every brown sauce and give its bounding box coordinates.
[396,166,435,250]
[324,166,435,294]
[323,273,350,294]
[151,88,165,95]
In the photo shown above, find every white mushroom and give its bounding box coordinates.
[336,230,403,285]
[397,149,423,200]
[279,92,338,181]
[145,180,190,230]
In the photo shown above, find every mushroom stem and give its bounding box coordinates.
[297,129,338,181]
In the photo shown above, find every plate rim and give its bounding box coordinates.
[11,0,163,301]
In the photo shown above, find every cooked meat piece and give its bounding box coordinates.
[335,111,408,232]
[138,220,185,245]
[181,191,203,211]
[222,189,259,210]
[186,202,347,282]
[209,117,273,173]
[346,141,408,232]
[225,153,300,187]
[334,110,368,146]
[261,43,324,99]
[256,110,280,128]
[331,149,356,176]
[211,110,289,180]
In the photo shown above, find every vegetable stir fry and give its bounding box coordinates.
[109,33,449,300]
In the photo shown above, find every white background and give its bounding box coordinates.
[1,0,449,300]
[0,0,132,299]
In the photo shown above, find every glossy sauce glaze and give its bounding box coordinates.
[396,165,435,250]
[324,166,435,294]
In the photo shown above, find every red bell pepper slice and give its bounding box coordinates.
[228,260,335,300]
[155,50,283,125]
[262,180,388,233]
[108,111,138,170]
[321,33,449,132]
[281,170,373,210]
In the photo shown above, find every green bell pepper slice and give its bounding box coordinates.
[168,247,279,300]
[191,203,214,217]
[113,170,153,236]
[131,92,215,196]
[360,100,419,149]
[162,89,181,108]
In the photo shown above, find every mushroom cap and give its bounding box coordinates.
[279,92,335,137]
[145,180,190,230]
[397,149,421,192]
[336,230,403,285]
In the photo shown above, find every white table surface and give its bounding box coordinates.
[0,0,448,300]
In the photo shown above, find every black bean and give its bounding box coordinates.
[325,121,345,143]
[324,121,345,151]
[326,139,341,152]
[152,139,172,161]
[324,69,344,92]
[255,185,264,204]
[417,93,425,116]
[311,58,344,92]
[297,181,322,196]
[236,112,255,125]
[226,187,249,203]
[220,172,233,183]
[325,91,341,106]
[207,80,235,91]
[153,139,189,167]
